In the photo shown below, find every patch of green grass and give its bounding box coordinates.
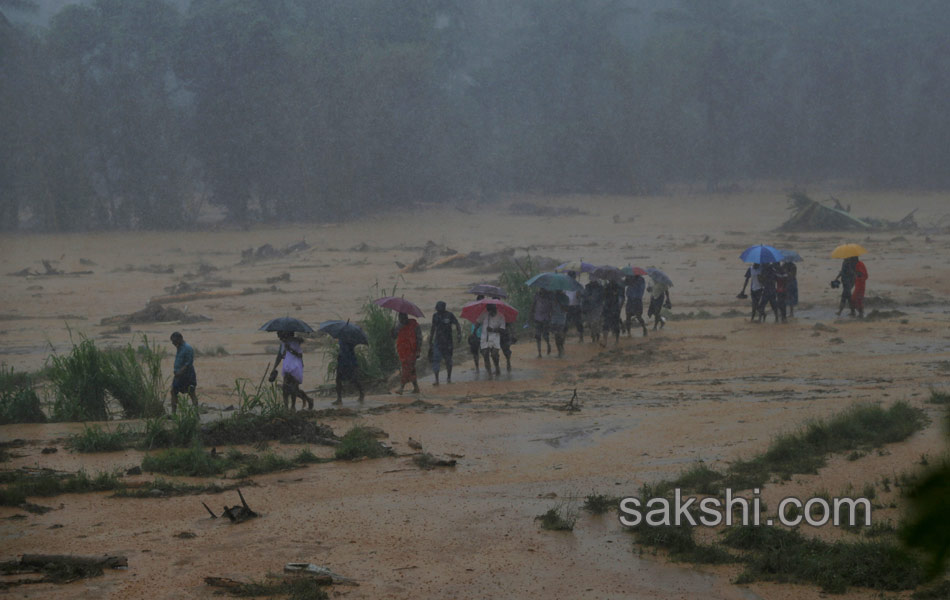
[628,520,735,564]
[582,493,618,514]
[67,424,133,452]
[723,526,923,593]
[227,575,329,599]
[0,469,123,505]
[0,365,46,425]
[535,503,577,531]
[233,453,298,478]
[725,401,926,490]
[294,448,321,464]
[927,389,950,404]
[334,425,393,460]
[112,478,248,498]
[141,445,232,477]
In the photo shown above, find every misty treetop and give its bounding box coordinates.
[2,0,949,231]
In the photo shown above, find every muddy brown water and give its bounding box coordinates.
[2,192,950,599]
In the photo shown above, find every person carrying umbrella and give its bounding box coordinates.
[784,259,799,318]
[738,263,763,321]
[270,331,314,410]
[316,321,368,405]
[602,278,625,345]
[392,312,422,394]
[832,257,858,317]
[647,279,671,331]
[530,288,554,358]
[564,271,585,342]
[477,303,506,377]
[582,279,605,343]
[428,301,462,385]
[755,263,780,323]
[549,290,569,357]
[334,338,365,404]
[624,275,649,337]
[169,332,198,414]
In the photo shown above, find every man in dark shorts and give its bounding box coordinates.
[335,339,364,404]
[738,263,763,321]
[833,257,857,316]
[624,275,648,337]
[601,279,625,345]
[564,271,585,342]
[428,301,461,385]
[169,331,198,414]
[530,289,554,357]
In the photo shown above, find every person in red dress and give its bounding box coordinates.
[851,260,868,318]
[392,312,422,394]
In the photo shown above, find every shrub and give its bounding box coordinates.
[498,255,540,329]
[141,444,230,477]
[334,425,393,460]
[0,365,46,424]
[67,424,131,452]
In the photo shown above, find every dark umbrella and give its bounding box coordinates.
[646,268,673,287]
[591,265,625,282]
[467,283,507,298]
[460,298,519,324]
[317,320,369,346]
[525,272,584,292]
[373,296,424,318]
[778,249,803,263]
[621,265,648,277]
[259,316,315,333]
[555,260,595,274]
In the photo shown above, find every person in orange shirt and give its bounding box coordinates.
[851,259,868,318]
[392,312,422,394]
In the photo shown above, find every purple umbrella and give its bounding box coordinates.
[373,296,424,318]
[467,284,507,299]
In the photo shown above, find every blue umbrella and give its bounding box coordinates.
[778,249,803,263]
[525,272,584,292]
[740,245,784,264]
[317,320,368,345]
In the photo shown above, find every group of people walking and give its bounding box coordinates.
[533,271,672,354]
[738,260,799,322]
[166,250,870,412]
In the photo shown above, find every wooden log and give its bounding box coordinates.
[149,289,246,304]
[19,554,127,569]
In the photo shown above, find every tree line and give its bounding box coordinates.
[2,0,948,231]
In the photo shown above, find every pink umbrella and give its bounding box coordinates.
[460,298,519,324]
[373,296,424,318]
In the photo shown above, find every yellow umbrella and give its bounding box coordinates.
[830,243,867,259]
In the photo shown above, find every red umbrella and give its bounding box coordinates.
[373,296,424,318]
[460,298,519,324]
[622,265,648,277]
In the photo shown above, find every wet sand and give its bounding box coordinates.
[1,189,949,599]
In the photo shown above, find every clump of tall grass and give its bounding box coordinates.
[141,401,200,449]
[101,335,166,418]
[47,336,112,421]
[232,378,286,418]
[498,255,540,329]
[0,365,46,424]
[46,332,169,421]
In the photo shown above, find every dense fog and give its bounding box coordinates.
[2,0,948,230]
